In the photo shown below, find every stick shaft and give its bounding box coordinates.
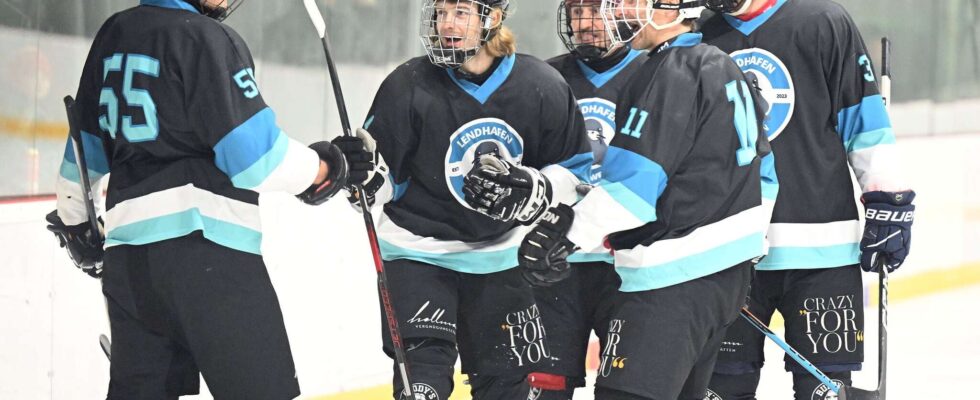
[63,96,100,237]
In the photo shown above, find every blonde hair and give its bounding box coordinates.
[484,8,516,57]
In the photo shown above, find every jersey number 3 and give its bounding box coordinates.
[726,80,759,167]
[99,53,160,142]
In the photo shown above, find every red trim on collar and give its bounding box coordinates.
[737,0,777,21]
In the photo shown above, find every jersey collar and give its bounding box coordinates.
[140,0,201,14]
[723,0,787,36]
[576,48,644,89]
[447,54,516,104]
[653,32,703,54]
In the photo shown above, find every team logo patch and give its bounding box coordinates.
[730,48,795,141]
[527,387,543,400]
[811,379,845,400]
[411,383,440,400]
[444,118,524,208]
[704,389,724,400]
[577,98,617,182]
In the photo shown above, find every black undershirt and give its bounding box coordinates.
[455,56,504,85]
[581,45,630,73]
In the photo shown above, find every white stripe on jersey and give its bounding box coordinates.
[766,220,862,248]
[105,184,262,235]
[615,204,767,269]
[249,136,320,195]
[377,214,530,254]
[848,142,907,192]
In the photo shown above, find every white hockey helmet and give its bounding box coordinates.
[599,0,706,45]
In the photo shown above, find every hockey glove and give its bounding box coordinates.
[860,190,915,272]
[297,141,349,206]
[463,155,552,224]
[45,210,104,278]
[519,204,578,287]
[336,128,389,212]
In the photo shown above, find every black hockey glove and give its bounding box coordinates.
[45,210,104,279]
[297,141,349,206]
[463,155,552,224]
[519,204,578,287]
[860,190,915,273]
[337,128,389,212]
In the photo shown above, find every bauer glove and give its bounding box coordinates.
[860,190,915,272]
[463,155,552,224]
[46,210,104,278]
[519,204,578,287]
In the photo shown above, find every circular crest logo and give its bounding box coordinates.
[730,48,795,141]
[578,97,616,182]
[811,379,845,400]
[411,382,440,400]
[444,118,524,208]
[704,389,723,400]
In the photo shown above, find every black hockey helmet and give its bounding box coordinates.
[703,0,751,15]
[184,0,245,21]
[420,0,511,69]
[558,0,612,63]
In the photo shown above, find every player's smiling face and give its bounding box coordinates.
[434,1,484,50]
[570,4,609,49]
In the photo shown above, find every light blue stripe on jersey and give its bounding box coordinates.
[756,243,860,270]
[670,32,703,48]
[60,130,109,183]
[838,95,895,152]
[617,233,764,292]
[140,0,200,13]
[392,177,409,202]
[378,239,517,274]
[106,209,263,255]
[576,49,644,88]
[558,152,595,184]
[447,54,516,104]
[599,146,667,222]
[213,107,288,190]
[723,0,788,36]
[760,153,778,200]
[568,251,614,264]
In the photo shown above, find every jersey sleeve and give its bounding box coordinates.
[362,70,419,206]
[826,9,906,193]
[566,61,698,250]
[535,84,594,207]
[56,30,111,227]
[187,27,318,195]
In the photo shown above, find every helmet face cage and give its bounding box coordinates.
[198,0,244,21]
[420,0,498,69]
[558,1,613,62]
[600,0,705,45]
[704,0,751,15]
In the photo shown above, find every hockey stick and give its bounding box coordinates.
[63,96,112,362]
[871,36,895,400]
[299,1,415,398]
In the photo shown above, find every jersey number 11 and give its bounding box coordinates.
[726,80,759,167]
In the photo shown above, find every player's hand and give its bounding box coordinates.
[860,190,915,272]
[45,210,104,278]
[297,141,348,205]
[519,204,578,287]
[463,155,552,224]
[335,128,389,212]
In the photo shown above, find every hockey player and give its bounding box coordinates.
[43,1,370,399]
[699,1,916,399]
[519,0,778,398]
[342,1,593,398]
[525,1,647,397]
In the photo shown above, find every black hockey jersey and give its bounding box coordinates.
[566,33,778,292]
[364,54,593,274]
[547,47,646,263]
[55,0,320,255]
[700,0,905,271]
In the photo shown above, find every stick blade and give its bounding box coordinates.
[301,0,326,39]
[841,386,880,400]
[99,334,111,361]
